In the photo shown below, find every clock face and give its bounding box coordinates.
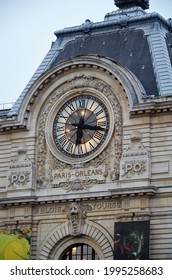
[52,95,110,159]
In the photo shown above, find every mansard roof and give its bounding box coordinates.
[4,2,172,117]
[52,29,156,96]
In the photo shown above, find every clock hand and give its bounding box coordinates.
[70,123,78,127]
[70,116,85,146]
[82,124,106,131]
[71,115,85,128]
[75,128,83,146]
[78,115,84,126]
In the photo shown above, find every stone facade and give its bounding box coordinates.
[0,1,172,260]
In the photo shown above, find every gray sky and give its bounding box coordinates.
[0,0,172,105]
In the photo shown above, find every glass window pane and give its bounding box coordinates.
[72,247,77,255]
[83,245,87,254]
[77,246,81,254]
[88,246,92,254]
[62,243,99,260]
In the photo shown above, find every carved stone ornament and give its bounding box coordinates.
[121,159,147,178]
[53,178,94,192]
[63,202,91,236]
[8,171,31,187]
[120,131,150,180]
[36,72,122,189]
[123,131,149,157]
[7,144,34,190]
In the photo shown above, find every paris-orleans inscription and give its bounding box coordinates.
[52,165,105,187]
[33,199,121,215]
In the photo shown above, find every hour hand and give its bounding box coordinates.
[71,123,78,127]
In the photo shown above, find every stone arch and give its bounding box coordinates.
[17,55,145,130]
[50,235,104,260]
[38,220,114,260]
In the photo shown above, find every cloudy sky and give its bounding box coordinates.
[0,0,172,105]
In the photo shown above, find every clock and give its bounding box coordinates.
[53,95,110,158]
[46,92,114,164]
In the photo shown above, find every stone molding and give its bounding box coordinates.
[38,220,114,260]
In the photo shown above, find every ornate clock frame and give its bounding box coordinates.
[36,61,123,189]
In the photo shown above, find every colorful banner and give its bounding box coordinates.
[0,228,31,260]
[114,221,150,260]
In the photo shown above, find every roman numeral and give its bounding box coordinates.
[78,99,86,108]
[56,125,64,133]
[89,141,95,150]
[97,120,106,127]
[93,131,104,141]
[95,108,103,117]
[66,142,74,153]
[58,135,68,147]
[68,103,75,112]
[78,144,84,154]
[59,114,68,120]
[89,101,95,110]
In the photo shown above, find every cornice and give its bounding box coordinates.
[54,10,171,38]
[110,186,157,197]
[130,96,172,116]
[1,98,172,132]
[0,187,157,207]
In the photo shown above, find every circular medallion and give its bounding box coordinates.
[46,93,114,164]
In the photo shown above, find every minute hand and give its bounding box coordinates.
[83,124,105,131]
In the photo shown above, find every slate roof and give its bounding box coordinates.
[0,109,10,118]
[166,33,172,66]
[52,29,157,96]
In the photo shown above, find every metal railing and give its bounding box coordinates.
[0,102,14,110]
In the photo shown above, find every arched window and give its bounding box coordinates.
[62,243,99,260]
